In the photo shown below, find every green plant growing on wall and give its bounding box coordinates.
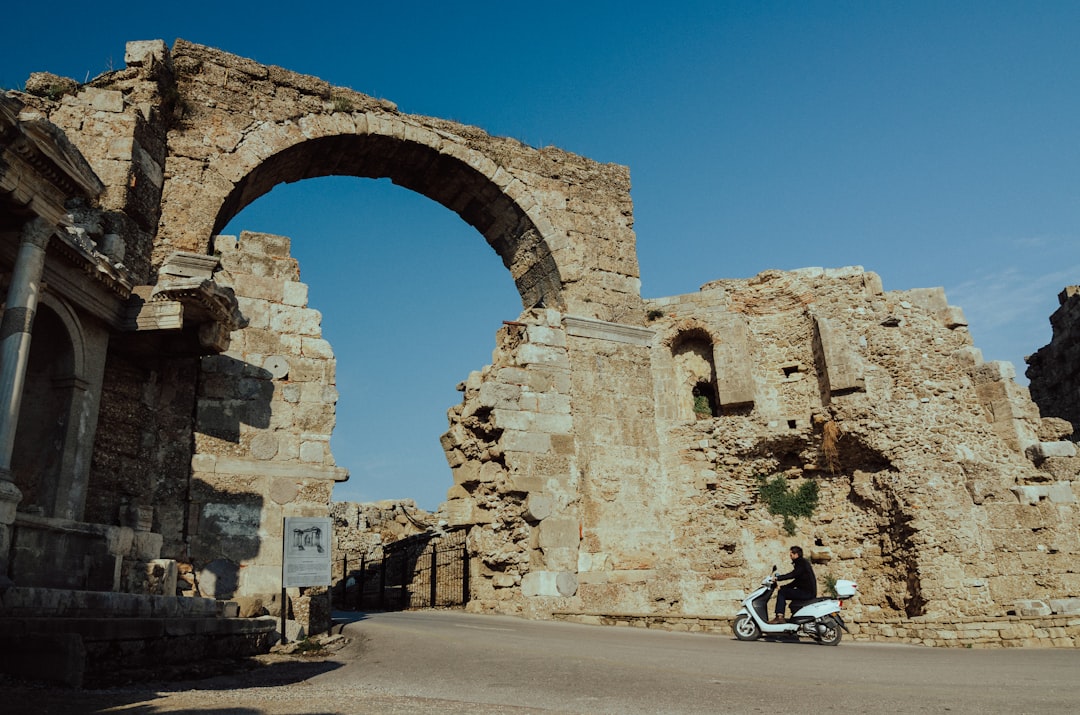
[693,394,712,417]
[755,473,819,536]
[331,94,354,113]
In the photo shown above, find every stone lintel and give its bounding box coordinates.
[212,457,349,482]
[564,315,653,346]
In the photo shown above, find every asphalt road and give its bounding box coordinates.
[8,610,1080,714]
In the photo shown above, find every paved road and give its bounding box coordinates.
[10,610,1080,713]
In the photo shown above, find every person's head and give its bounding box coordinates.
[789,546,803,560]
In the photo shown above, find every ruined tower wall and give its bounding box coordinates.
[1027,286,1080,436]
[27,40,174,285]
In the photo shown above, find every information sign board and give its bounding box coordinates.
[282,516,332,587]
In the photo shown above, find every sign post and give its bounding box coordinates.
[281,516,332,643]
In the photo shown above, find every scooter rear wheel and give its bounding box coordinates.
[816,616,842,646]
[733,614,761,641]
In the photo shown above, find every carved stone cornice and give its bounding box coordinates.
[149,277,246,333]
[0,95,105,201]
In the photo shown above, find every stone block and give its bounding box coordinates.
[501,430,552,454]
[132,531,163,560]
[492,573,517,588]
[1048,598,1080,615]
[538,517,580,550]
[516,343,570,368]
[283,281,308,307]
[300,440,326,463]
[442,497,493,526]
[125,39,168,66]
[525,325,567,347]
[556,572,579,597]
[1012,485,1046,506]
[521,570,581,597]
[493,409,572,434]
[270,305,322,336]
[1014,599,1052,617]
[944,305,968,328]
[524,493,554,522]
[521,571,556,597]
[479,461,504,483]
[453,461,481,485]
[479,382,521,409]
[1026,441,1077,462]
[1046,482,1077,503]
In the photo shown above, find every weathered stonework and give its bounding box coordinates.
[4,38,1079,654]
[189,230,346,601]
[1027,286,1080,437]
[442,266,1080,633]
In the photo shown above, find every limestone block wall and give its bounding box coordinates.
[643,267,1080,621]
[25,40,175,285]
[188,230,346,600]
[441,309,673,616]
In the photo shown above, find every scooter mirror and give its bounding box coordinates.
[771,565,777,572]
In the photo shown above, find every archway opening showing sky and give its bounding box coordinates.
[222,176,521,509]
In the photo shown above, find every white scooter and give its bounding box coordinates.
[733,566,855,645]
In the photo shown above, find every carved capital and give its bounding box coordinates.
[20,216,56,250]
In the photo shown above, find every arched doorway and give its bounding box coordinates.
[11,300,86,519]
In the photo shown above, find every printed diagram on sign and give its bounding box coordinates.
[291,525,325,554]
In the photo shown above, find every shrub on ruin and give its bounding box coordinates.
[755,473,819,536]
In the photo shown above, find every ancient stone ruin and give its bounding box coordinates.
[1027,286,1080,438]
[1,38,1078,677]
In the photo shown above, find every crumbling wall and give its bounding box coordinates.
[331,500,434,565]
[644,267,1080,621]
[440,310,581,615]
[22,40,175,285]
[1027,286,1080,437]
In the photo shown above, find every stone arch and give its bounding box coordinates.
[156,39,644,324]
[667,322,721,420]
[159,116,571,313]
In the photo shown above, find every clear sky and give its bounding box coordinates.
[4,2,1078,510]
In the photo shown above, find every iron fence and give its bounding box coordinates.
[334,529,470,611]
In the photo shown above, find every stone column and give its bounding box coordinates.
[0,217,54,585]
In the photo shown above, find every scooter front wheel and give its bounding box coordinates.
[733,614,761,641]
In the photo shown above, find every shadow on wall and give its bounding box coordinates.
[185,476,265,600]
[196,355,274,441]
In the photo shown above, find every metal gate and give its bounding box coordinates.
[335,528,470,611]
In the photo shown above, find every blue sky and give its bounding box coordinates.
[4,2,1078,509]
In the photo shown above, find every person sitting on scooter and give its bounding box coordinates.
[770,545,816,624]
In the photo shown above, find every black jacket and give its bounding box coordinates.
[776,557,816,596]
